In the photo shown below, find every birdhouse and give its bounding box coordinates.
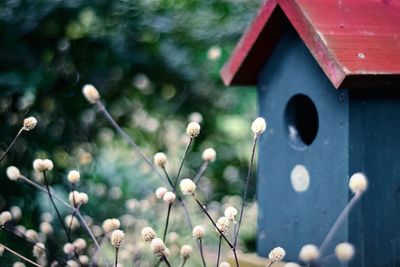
[221,0,400,266]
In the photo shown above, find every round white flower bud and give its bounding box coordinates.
[0,211,12,226]
[186,122,201,138]
[13,262,26,267]
[299,244,319,262]
[63,243,75,254]
[33,242,45,258]
[66,260,79,267]
[180,179,196,195]
[216,216,230,234]
[23,116,37,131]
[349,172,368,194]
[10,206,22,221]
[224,207,238,222]
[284,263,301,267]
[79,255,89,265]
[335,242,355,261]
[40,221,53,235]
[180,245,192,259]
[141,226,156,242]
[0,244,4,256]
[269,247,286,263]
[82,84,100,103]
[25,229,39,242]
[163,192,176,204]
[111,230,125,248]
[102,218,121,233]
[192,225,205,239]
[155,187,167,199]
[67,170,80,184]
[73,238,87,252]
[33,159,53,172]
[251,117,267,135]
[6,166,20,181]
[154,152,167,168]
[219,262,231,267]
[151,238,166,254]
[65,215,80,231]
[202,148,216,162]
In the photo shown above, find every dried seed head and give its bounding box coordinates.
[40,221,53,235]
[33,242,45,258]
[155,187,167,199]
[66,260,79,267]
[163,192,176,204]
[219,263,231,267]
[186,122,201,138]
[268,247,286,263]
[0,211,12,226]
[224,207,238,222]
[141,227,156,242]
[299,244,319,262]
[111,230,125,248]
[69,191,89,205]
[179,179,196,195]
[162,247,170,257]
[154,152,167,168]
[180,245,192,259]
[102,218,121,233]
[6,166,20,181]
[13,262,26,267]
[192,225,205,239]
[335,242,355,261]
[82,84,100,103]
[151,238,166,254]
[349,173,368,194]
[202,148,216,162]
[251,117,267,135]
[73,238,87,252]
[284,263,302,267]
[67,170,80,184]
[23,116,37,131]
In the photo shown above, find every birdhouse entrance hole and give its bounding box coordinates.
[284,94,319,148]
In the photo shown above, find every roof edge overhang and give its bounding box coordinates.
[221,0,399,89]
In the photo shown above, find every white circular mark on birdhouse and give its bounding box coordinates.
[290,164,310,192]
[358,52,365,59]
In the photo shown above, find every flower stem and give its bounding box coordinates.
[319,192,362,255]
[114,247,119,267]
[42,171,72,243]
[216,235,222,267]
[163,203,173,242]
[162,167,174,189]
[199,239,207,267]
[194,161,209,184]
[234,135,258,248]
[161,254,171,267]
[1,243,44,267]
[173,138,193,192]
[95,101,167,184]
[0,128,23,162]
[180,258,188,267]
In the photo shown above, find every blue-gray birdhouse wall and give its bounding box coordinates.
[256,26,400,267]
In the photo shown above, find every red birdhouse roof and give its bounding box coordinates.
[221,0,400,88]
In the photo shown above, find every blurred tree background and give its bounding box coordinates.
[0,0,260,264]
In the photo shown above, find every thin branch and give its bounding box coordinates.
[319,192,362,255]
[0,128,23,162]
[1,243,44,267]
[234,135,258,248]
[75,210,101,250]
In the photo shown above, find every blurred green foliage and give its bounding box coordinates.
[0,0,260,264]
